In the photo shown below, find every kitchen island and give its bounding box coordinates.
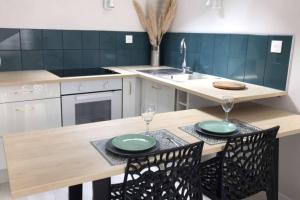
[3,103,300,199]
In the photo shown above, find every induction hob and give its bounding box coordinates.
[48,68,119,78]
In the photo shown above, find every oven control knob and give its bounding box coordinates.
[103,81,109,89]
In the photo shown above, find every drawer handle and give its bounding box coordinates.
[14,90,34,95]
[15,106,35,112]
[152,85,161,90]
[129,82,132,95]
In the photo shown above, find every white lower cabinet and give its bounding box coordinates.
[0,98,61,174]
[123,77,141,117]
[0,138,6,172]
[0,98,61,137]
[141,79,175,113]
[0,82,61,183]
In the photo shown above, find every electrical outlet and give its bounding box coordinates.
[125,35,133,44]
[271,40,283,53]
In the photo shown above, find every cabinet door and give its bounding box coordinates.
[123,77,141,118]
[0,98,61,136]
[0,98,61,170]
[141,79,175,113]
[141,79,158,111]
[0,138,5,170]
[157,84,175,113]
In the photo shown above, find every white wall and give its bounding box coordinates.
[0,0,149,31]
[170,0,300,199]
[0,0,299,198]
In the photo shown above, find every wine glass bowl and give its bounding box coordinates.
[221,96,234,121]
[141,105,156,135]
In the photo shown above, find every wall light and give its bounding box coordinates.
[104,0,114,10]
[205,0,223,10]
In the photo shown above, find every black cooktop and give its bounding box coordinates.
[48,68,119,78]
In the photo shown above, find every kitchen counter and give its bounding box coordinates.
[4,103,300,199]
[0,66,287,103]
[0,68,137,86]
[112,66,287,103]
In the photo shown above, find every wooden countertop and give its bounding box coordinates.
[114,66,287,103]
[0,68,137,86]
[4,103,300,199]
[0,66,286,103]
[0,70,60,86]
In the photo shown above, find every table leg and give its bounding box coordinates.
[92,178,111,200]
[69,184,83,200]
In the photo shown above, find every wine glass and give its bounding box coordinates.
[221,96,234,122]
[141,105,156,135]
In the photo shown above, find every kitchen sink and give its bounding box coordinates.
[138,68,219,82]
[137,68,184,75]
[159,73,216,82]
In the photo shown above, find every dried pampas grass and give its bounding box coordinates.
[133,0,177,47]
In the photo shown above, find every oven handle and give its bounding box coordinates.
[74,92,114,101]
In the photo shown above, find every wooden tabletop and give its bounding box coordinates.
[4,103,300,199]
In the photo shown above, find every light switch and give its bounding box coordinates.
[271,40,283,53]
[125,35,133,44]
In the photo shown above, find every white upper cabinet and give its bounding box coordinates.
[141,79,175,113]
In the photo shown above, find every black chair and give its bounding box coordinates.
[201,126,280,200]
[110,141,204,200]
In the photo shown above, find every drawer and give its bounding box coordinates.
[0,98,62,136]
[61,78,122,95]
[0,83,60,103]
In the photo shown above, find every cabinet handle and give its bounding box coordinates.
[14,90,34,95]
[15,106,35,112]
[129,82,132,95]
[152,85,161,90]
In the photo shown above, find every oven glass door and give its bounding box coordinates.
[62,90,122,126]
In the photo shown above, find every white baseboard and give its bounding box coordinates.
[279,192,291,200]
[0,169,8,184]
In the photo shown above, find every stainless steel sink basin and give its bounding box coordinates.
[160,73,216,82]
[138,68,219,82]
[137,68,184,75]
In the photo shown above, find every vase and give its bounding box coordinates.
[151,46,160,67]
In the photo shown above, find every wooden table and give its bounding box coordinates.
[4,103,300,199]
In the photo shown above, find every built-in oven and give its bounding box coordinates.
[60,78,122,126]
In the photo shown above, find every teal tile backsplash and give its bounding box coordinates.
[0,28,292,90]
[161,32,292,90]
[0,28,150,72]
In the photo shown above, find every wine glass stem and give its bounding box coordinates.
[225,112,229,121]
[146,122,150,134]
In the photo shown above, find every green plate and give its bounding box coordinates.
[195,120,237,135]
[112,134,157,152]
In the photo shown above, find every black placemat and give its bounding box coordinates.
[179,119,262,145]
[91,129,188,166]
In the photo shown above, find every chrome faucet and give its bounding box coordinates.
[180,38,190,73]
